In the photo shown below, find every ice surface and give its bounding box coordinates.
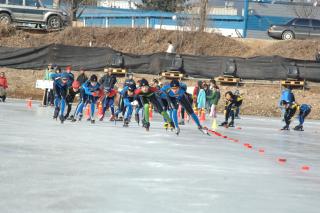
[0,100,319,213]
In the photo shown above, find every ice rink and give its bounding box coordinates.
[0,100,320,213]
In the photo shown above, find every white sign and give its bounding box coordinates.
[36,80,53,89]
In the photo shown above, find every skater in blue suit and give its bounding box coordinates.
[161,79,206,135]
[72,75,100,124]
[50,72,73,123]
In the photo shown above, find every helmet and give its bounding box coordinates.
[128,84,136,92]
[90,74,98,82]
[66,65,72,72]
[139,79,149,87]
[104,87,111,93]
[170,79,180,88]
[60,72,69,80]
[72,81,81,89]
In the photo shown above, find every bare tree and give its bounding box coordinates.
[199,0,208,32]
[56,0,97,22]
[293,0,318,18]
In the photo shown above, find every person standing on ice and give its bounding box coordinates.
[99,68,117,89]
[76,67,88,86]
[206,80,220,119]
[72,75,100,124]
[42,63,54,106]
[0,72,8,103]
[161,79,208,135]
[134,79,173,131]
[197,83,206,117]
[124,73,135,87]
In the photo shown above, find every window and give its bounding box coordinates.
[8,0,22,5]
[25,0,40,7]
[312,20,320,27]
[0,0,6,4]
[294,19,310,27]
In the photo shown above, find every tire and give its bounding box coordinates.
[0,13,11,25]
[47,15,62,29]
[282,31,294,40]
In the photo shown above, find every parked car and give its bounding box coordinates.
[0,0,69,29]
[267,18,320,40]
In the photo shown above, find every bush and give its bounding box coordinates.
[0,24,16,37]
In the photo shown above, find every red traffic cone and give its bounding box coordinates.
[200,109,206,122]
[149,105,153,121]
[26,99,32,109]
[97,102,103,117]
[85,104,90,119]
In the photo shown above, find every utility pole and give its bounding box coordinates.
[243,0,249,38]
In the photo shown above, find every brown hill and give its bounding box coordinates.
[1,26,320,60]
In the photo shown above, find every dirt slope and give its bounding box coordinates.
[1,26,320,60]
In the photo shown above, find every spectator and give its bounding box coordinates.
[76,67,88,85]
[99,68,117,89]
[315,49,320,62]
[42,63,55,106]
[207,80,220,119]
[124,73,135,87]
[197,83,206,116]
[166,40,175,54]
[0,72,8,102]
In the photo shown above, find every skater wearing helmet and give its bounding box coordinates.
[280,101,312,131]
[134,78,173,131]
[50,71,73,123]
[118,84,139,127]
[100,86,117,121]
[161,79,208,135]
[219,91,241,128]
[72,75,100,124]
[64,80,81,120]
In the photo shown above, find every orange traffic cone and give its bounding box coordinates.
[149,105,153,121]
[26,99,32,109]
[184,112,189,122]
[200,109,206,122]
[97,102,103,117]
[85,104,90,119]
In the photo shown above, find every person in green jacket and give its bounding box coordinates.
[207,80,220,119]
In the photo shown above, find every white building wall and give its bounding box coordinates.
[98,0,139,9]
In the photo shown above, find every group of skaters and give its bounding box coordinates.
[47,65,216,135]
[44,63,312,133]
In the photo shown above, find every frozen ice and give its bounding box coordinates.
[0,100,319,213]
